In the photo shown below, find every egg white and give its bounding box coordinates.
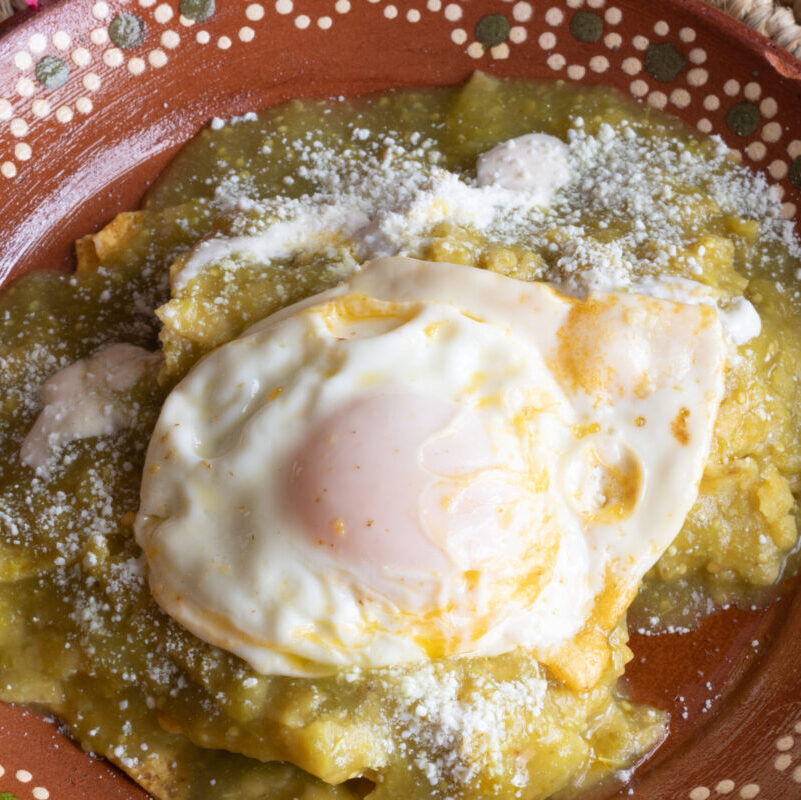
[135,257,727,686]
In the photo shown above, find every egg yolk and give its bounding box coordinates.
[285,392,453,577]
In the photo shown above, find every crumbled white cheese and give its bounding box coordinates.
[178,115,798,348]
[173,204,370,291]
[374,662,547,789]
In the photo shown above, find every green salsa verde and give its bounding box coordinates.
[0,74,798,799]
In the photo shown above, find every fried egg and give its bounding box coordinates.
[135,257,727,689]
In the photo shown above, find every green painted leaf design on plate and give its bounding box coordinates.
[109,13,147,50]
[726,101,761,137]
[180,0,215,23]
[644,42,686,82]
[35,55,69,89]
[474,14,510,48]
[570,11,603,43]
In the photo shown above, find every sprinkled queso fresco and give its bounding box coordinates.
[0,74,799,800]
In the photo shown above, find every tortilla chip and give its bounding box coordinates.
[76,211,145,272]
[544,571,637,691]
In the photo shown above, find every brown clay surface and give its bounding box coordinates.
[0,0,800,797]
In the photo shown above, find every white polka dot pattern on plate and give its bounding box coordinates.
[83,72,101,91]
[762,122,783,143]
[31,98,50,117]
[14,51,32,70]
[15,77,34,97]
[724,78,740,96]
[760,97,778,118]
[653,19,669,36]
[162,30,180,48]
[90,27,108,45]
[104,48,125,67]
[775,752,792,771]
[539,32,556,50]
[246,3,265,21]
[512,2,532,22]
[466,41,483,59]
[744,81,761,101]
[55,104,73,123]
[687,68,708,87]
[14,142,31,162]
[53,31,71,50]
[148,49,168,67]
[491,43,509,59]
[154,3,173,23]
[622,57,641,75]
[670,88,691,108]
[444,3,462,21]
[9,118,28,137]
[72,47,91,67]
[690,47,707,64]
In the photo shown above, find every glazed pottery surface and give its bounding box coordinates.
[0,1,800,798]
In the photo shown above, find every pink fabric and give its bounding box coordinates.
[25,0,39,9]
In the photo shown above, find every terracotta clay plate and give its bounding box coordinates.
[0,0,800,798]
